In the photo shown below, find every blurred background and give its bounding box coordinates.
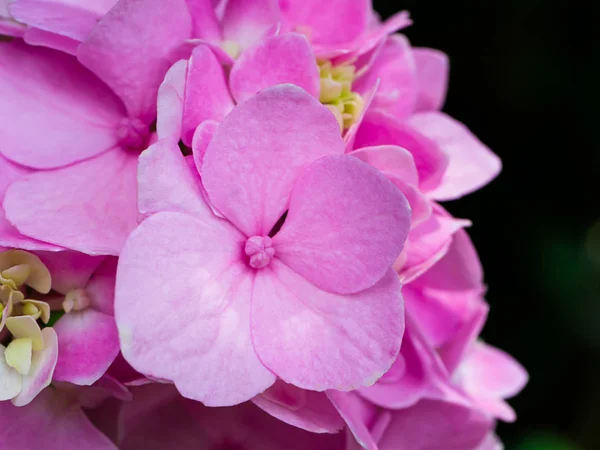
[373,1,596,449]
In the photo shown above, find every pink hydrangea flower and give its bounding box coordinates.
[116,85,411,406]
[38,253,120,386]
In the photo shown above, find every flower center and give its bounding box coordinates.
[244,236,275,269]
[117,117,150,150]
[62,288,91,313]
[318,60,365,131]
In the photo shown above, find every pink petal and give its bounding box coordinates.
[350,145,419,186]
[349,145,432,227]
[274,155,410,294]
[202,84,344,237]
[156,59,187,140]
[0,155,62,251]
[0,42,124,169]
[53,309,119,385]
[185,0,222,41]
[378,400,493,450]
[138,138,212,220]
[85,257,118,315]
[230,33,319,104]
[13,327,58,406]
[355,110,449,192]
[416,228,484,292]
[408,112,502,200]
[192,119,219,174]
[22,27,80,54]
[9,0,108,43]
[0,0,25,37]
[37,251,104,295]
[358,330,429,409]
[77,0,193,123]
[0,388,117,449]
[253,380,344,433]
[3,149,139,256]
[438,301,489,374]
[115,212,275,406]
[458,342,528,421]
[327,391,380,450]
[279,0,369,47]
[0,345,22,401]
[413,48,449,112]
[252,261,404,392]
[181,45,234,146]
[399,208,471,283]
[354,35,417,120]
[221,0,280,50]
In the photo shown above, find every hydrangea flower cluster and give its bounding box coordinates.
[0,0,527,448]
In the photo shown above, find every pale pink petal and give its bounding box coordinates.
[156,59,187,140]
[475,432,503,450]
[185,0,222,41]
[358,330,429,409]
[37,251,104,295]
[23,27,80,54]
[0,0,25,36]
[252,261,404,392]
[9,0,104,43]
[327,391,380,450]
[116,212,275,406]
[138,138,212,220]
[354,35,417,120]
[192,119,219,173]
[0,345,22,401]
[274,155,410,294]
[4,149,139,256]
[12,327,58,406]
[413,48,449,112]
[416,228,483,292]
[438,302,489,374]
[221,0,280,50]
[230,33,319,104]
[85,257,117,315]
[253,380,344,433]
[279,0,369,47]
[355,110,449,192]
[0,42,124,169]
[387,175,432,229]
[350,145,419,186]
[378,400,493,450]
[399,209,471,283]
[202,84,344,237]
[53,309,119,385]
[0,154,63,251]
[0,388,117,449]
[349,10,412,57]
[457,342,528,421]
[181,45,233,146]
[403,286,481,349]
[408,112,502,200]
[77,0,193,123]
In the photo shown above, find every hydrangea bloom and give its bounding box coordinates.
[0,0,527,448]
[116,85,411,405]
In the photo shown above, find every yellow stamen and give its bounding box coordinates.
[318,60,364,131]
[63,288,91,313]
[22,302,41,320]
[221,40,241,59]
[5,338,33,375]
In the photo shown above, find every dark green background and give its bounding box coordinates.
[373,2,595,449]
